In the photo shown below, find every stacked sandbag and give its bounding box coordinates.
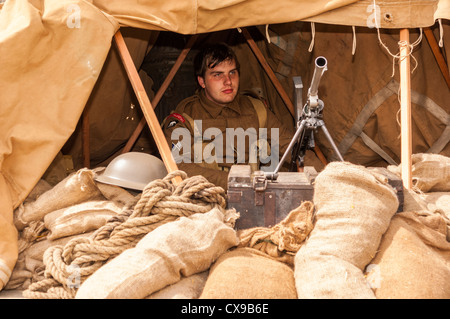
[75,207,238,299]
[366,211,450,298]
[146,271,209,299]
[5,232,93,290]
[200,247,297,299]
[6,169,136,291]
[294,161,399,299]
[421,192,450,222]
[388,153,450,193]
[14,169,105,230]
[237,201,314,266]
[44,200,123,240]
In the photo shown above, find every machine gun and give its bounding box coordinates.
[227,57,404,229]
[265,56,344,180]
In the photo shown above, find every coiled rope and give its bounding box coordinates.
[23,171,226,299]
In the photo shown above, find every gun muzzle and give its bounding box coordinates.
[308,56,327,108]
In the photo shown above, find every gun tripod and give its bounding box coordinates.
[265,56,344,180]
[288,102,344,171]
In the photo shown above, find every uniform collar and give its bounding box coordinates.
[199,89,242,118]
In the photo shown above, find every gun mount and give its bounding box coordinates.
[265,56,344,180]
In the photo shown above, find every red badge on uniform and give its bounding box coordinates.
[168,113,185,123]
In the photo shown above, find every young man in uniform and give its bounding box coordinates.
[162,43,292,190]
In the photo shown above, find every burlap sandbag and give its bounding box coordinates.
[14,169,104,230]
[146,271,209,299]
[95,181,137,208]
[75,207,238,299]
[366,211,450,299]
[44,200,123,240]
[421,192,450,222]
[238,201,314,266]
[294,161,399,299]
[22,179,52,204]
[200,247,297,299]
[5,232,93,290]
[388,153,450,193]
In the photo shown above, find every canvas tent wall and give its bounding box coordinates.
[0,0,448,290]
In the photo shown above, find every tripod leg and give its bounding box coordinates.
[320,124,344,161]
[271,120,307,176]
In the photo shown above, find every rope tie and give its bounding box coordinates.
[23,171,226,299]
[265,24,271,43]
[308,22,315,52]
[352,26,357,55]
[376,27,423,77]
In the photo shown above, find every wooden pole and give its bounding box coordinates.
[241,27,295,116]
[399,29,412,189]
[122,35,198,154]
[114,30,182,185]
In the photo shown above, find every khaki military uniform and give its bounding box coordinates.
[162,90,292,189]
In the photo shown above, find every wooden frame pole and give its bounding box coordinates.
[114,30,182,184]
[241,27,295,115]
[399,29,412,189]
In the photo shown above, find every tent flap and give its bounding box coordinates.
[0,0,118,207]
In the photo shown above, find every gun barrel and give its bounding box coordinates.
[308,56,327,98]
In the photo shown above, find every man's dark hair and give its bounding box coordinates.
[194,43,240,78]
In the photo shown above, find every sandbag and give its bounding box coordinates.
[75,207,238,299]
[44,200,123,240]
[146,271,209,299]
[5,232,93,291]
[200,247,297,299]
[95,181,137,208]
[14,169,104,230]
[237,201,314,266]
[421,192,450,222]
[366,211,450,299]
[294,161,399,299]
[388,153,450,193]
[23,180,53,204]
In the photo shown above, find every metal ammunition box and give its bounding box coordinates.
[227,165,404,230]
[226,165,317,229]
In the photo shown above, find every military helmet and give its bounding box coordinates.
[95,152,167,191]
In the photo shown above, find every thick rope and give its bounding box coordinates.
[23,171,226,299]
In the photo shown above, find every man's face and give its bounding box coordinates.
[197,59,239,106]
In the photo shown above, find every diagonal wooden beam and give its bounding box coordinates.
[424,27,450,89]
[114,30,181,185]
[241,27,295,116]
[122,34,198,154]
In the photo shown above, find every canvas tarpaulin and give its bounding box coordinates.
[0,0,118,289]
[249,23,450,165]
[91,0,450,32]
[0,0,448,290]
